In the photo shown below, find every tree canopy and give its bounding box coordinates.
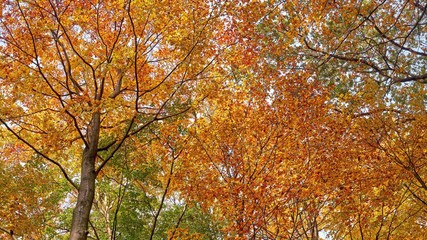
[0,0,426,239]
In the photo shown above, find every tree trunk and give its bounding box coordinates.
[70,113,101,240]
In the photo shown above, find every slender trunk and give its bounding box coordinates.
[106,219,112,240]
[105,202,112,240]
[70,113,101,240]
[311,217,319,240]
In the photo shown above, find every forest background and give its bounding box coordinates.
[0,0,426,239]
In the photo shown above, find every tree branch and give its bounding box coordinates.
[169,204,188,240]
[0,118,78,190]
[404,183,427,207]
[150,146,182,240]
[0,227,15,240]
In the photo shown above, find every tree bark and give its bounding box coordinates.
[70,112,101,240]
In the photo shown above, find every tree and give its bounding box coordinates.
[0,133,64,239]
[298,0,427,237]
[177,0,427,238]
[0,0,227,239]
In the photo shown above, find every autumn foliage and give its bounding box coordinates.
[0,0,426,239]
